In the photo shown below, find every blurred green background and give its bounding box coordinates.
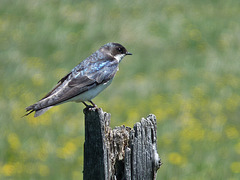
[1,0,240,179]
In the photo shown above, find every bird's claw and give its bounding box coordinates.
[82,101,97,109]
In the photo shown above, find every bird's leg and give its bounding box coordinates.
[89,100,97,107]
[82,101,90,107]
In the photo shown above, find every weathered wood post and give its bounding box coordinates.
[83,108,161,180]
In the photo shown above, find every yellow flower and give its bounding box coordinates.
[36,143,49,161]
[2,164,14,176]
[226,95,240,111]
[168,152,186,166]
[180,126,205,141]
[38,164,49,176]
[231,162,240,173]
[225,127,239,139]
[57,141,77,159]
[8,133,21,150]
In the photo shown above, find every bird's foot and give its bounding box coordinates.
[82,101,98,111]
[82,101,93,108]
[89,100,97,108]
[82,101,99,114]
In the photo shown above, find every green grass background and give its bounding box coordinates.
[1,0,240,179]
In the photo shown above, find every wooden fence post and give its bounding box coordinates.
[83,107,162,180]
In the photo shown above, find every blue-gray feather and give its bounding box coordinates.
[24,42,131,117]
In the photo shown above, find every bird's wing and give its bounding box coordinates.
[25,74,97,113]
[49,75,97,103]
[33,62,118,110]
[40,72,72,100]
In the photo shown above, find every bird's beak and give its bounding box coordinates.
[126,52,132,55]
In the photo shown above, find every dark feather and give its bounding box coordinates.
[47,62,118,106]
[40,72,72,100]
[68,75,95,88]
[24,44,123,117]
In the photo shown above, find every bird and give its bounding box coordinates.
[24,42,132,117]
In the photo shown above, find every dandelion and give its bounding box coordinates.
[225,95,240,112]
[225,126,239,139]
[180,126,205,141]
[37,144,49,161]
[231,162,240,173]
[26,57,44,69]
[38,164,49,176]
[168,152,186,166]
[7,133,21,150]
[57,141,77,159]
[2,164,14,176]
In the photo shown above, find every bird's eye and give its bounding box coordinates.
[118,47,124,54]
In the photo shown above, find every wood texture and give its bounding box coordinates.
[83,107,161,180]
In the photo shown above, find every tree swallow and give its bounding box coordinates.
[24,43,132,117]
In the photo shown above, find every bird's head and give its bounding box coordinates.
[100,42,132,62]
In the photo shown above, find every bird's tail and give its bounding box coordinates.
[23,104,52,117]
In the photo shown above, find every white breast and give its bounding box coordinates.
[70,79,113,102]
